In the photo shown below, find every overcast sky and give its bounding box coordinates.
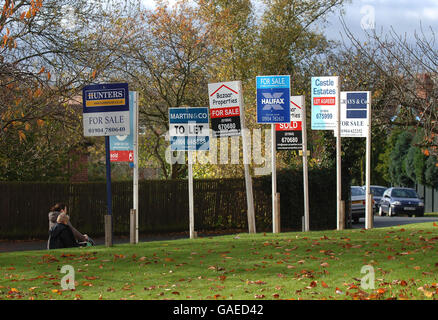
[142,0,438,44]
[325,0,438,43]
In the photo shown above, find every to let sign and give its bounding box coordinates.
[276,96,303,150]
[83,83,130,136]
[256,75,291,123]
[169,107,210,151]
[208,81,242,138]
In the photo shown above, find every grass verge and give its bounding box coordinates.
[425,212,438,218]
[1,222,438,300]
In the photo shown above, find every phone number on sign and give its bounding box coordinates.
[315,113,333,120]
[87,127,126,135]
[218,123,237,130]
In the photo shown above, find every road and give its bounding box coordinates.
[353,215,438,229]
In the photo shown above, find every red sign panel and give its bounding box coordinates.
[275,122,302,131]
[110,150,133,162]
[210,106,240,118]
[313,97,336,106]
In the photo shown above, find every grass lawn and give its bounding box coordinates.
[1,222,438,300]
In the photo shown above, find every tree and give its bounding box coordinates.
[200,0,348,177]
[424,155,438,188]
[90,0,348,180]
[389,131,414,187]
[0,0,139,181]
[108,0,223,179]
[256,0,345,76]
[376,128,402,186]
[404,130,427,186]
[342,21,438,158]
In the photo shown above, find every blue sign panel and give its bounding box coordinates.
[109,91,135,161]
[256,75,291,123]
[346,92,368,119]
[83,83,129,114]
[82,83,130,136]
[169,107,210,151]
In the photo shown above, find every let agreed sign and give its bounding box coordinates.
[311,76,339,130]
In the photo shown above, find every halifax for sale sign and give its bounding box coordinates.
[256,75,291,124]
[169,107,210,151]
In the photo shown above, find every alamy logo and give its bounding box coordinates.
[60,6,77,31]
[60,265,75,290]
[360,265,375,290]
[360,3,375,30]
[261,92,285,110]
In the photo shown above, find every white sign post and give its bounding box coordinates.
[109,91,139,243]
[132,92,139,242]
[271,124,278,233]
[311,76,342,230]
[338,91,373,229]
[169,107,210,239]
[208,81,256,234]
[188,150,195,239]
[365,94,373,229]
[295,96,310,232]
[257,75,291,234]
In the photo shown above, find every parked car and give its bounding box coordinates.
[351,186,366,223]
[362,185,387,214]
[378,187,424,217]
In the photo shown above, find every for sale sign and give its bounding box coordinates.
[256,75,291,123]
[311,76,339,130]
[208,81,242,137]
[337,91,370,138]
[275,96,304,150]
[82,83,130,136]
[169,107,210,151]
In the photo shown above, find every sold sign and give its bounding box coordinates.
[275,96,304,151]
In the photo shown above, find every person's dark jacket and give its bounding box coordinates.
[48,223,80,249]
[48,211,86,242]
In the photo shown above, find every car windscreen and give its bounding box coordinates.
[351,187,365,196]
[391,189,418,198]
[370,187,386,196]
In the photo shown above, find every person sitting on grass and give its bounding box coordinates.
[48,203,88,249]
[48,213,80,250]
